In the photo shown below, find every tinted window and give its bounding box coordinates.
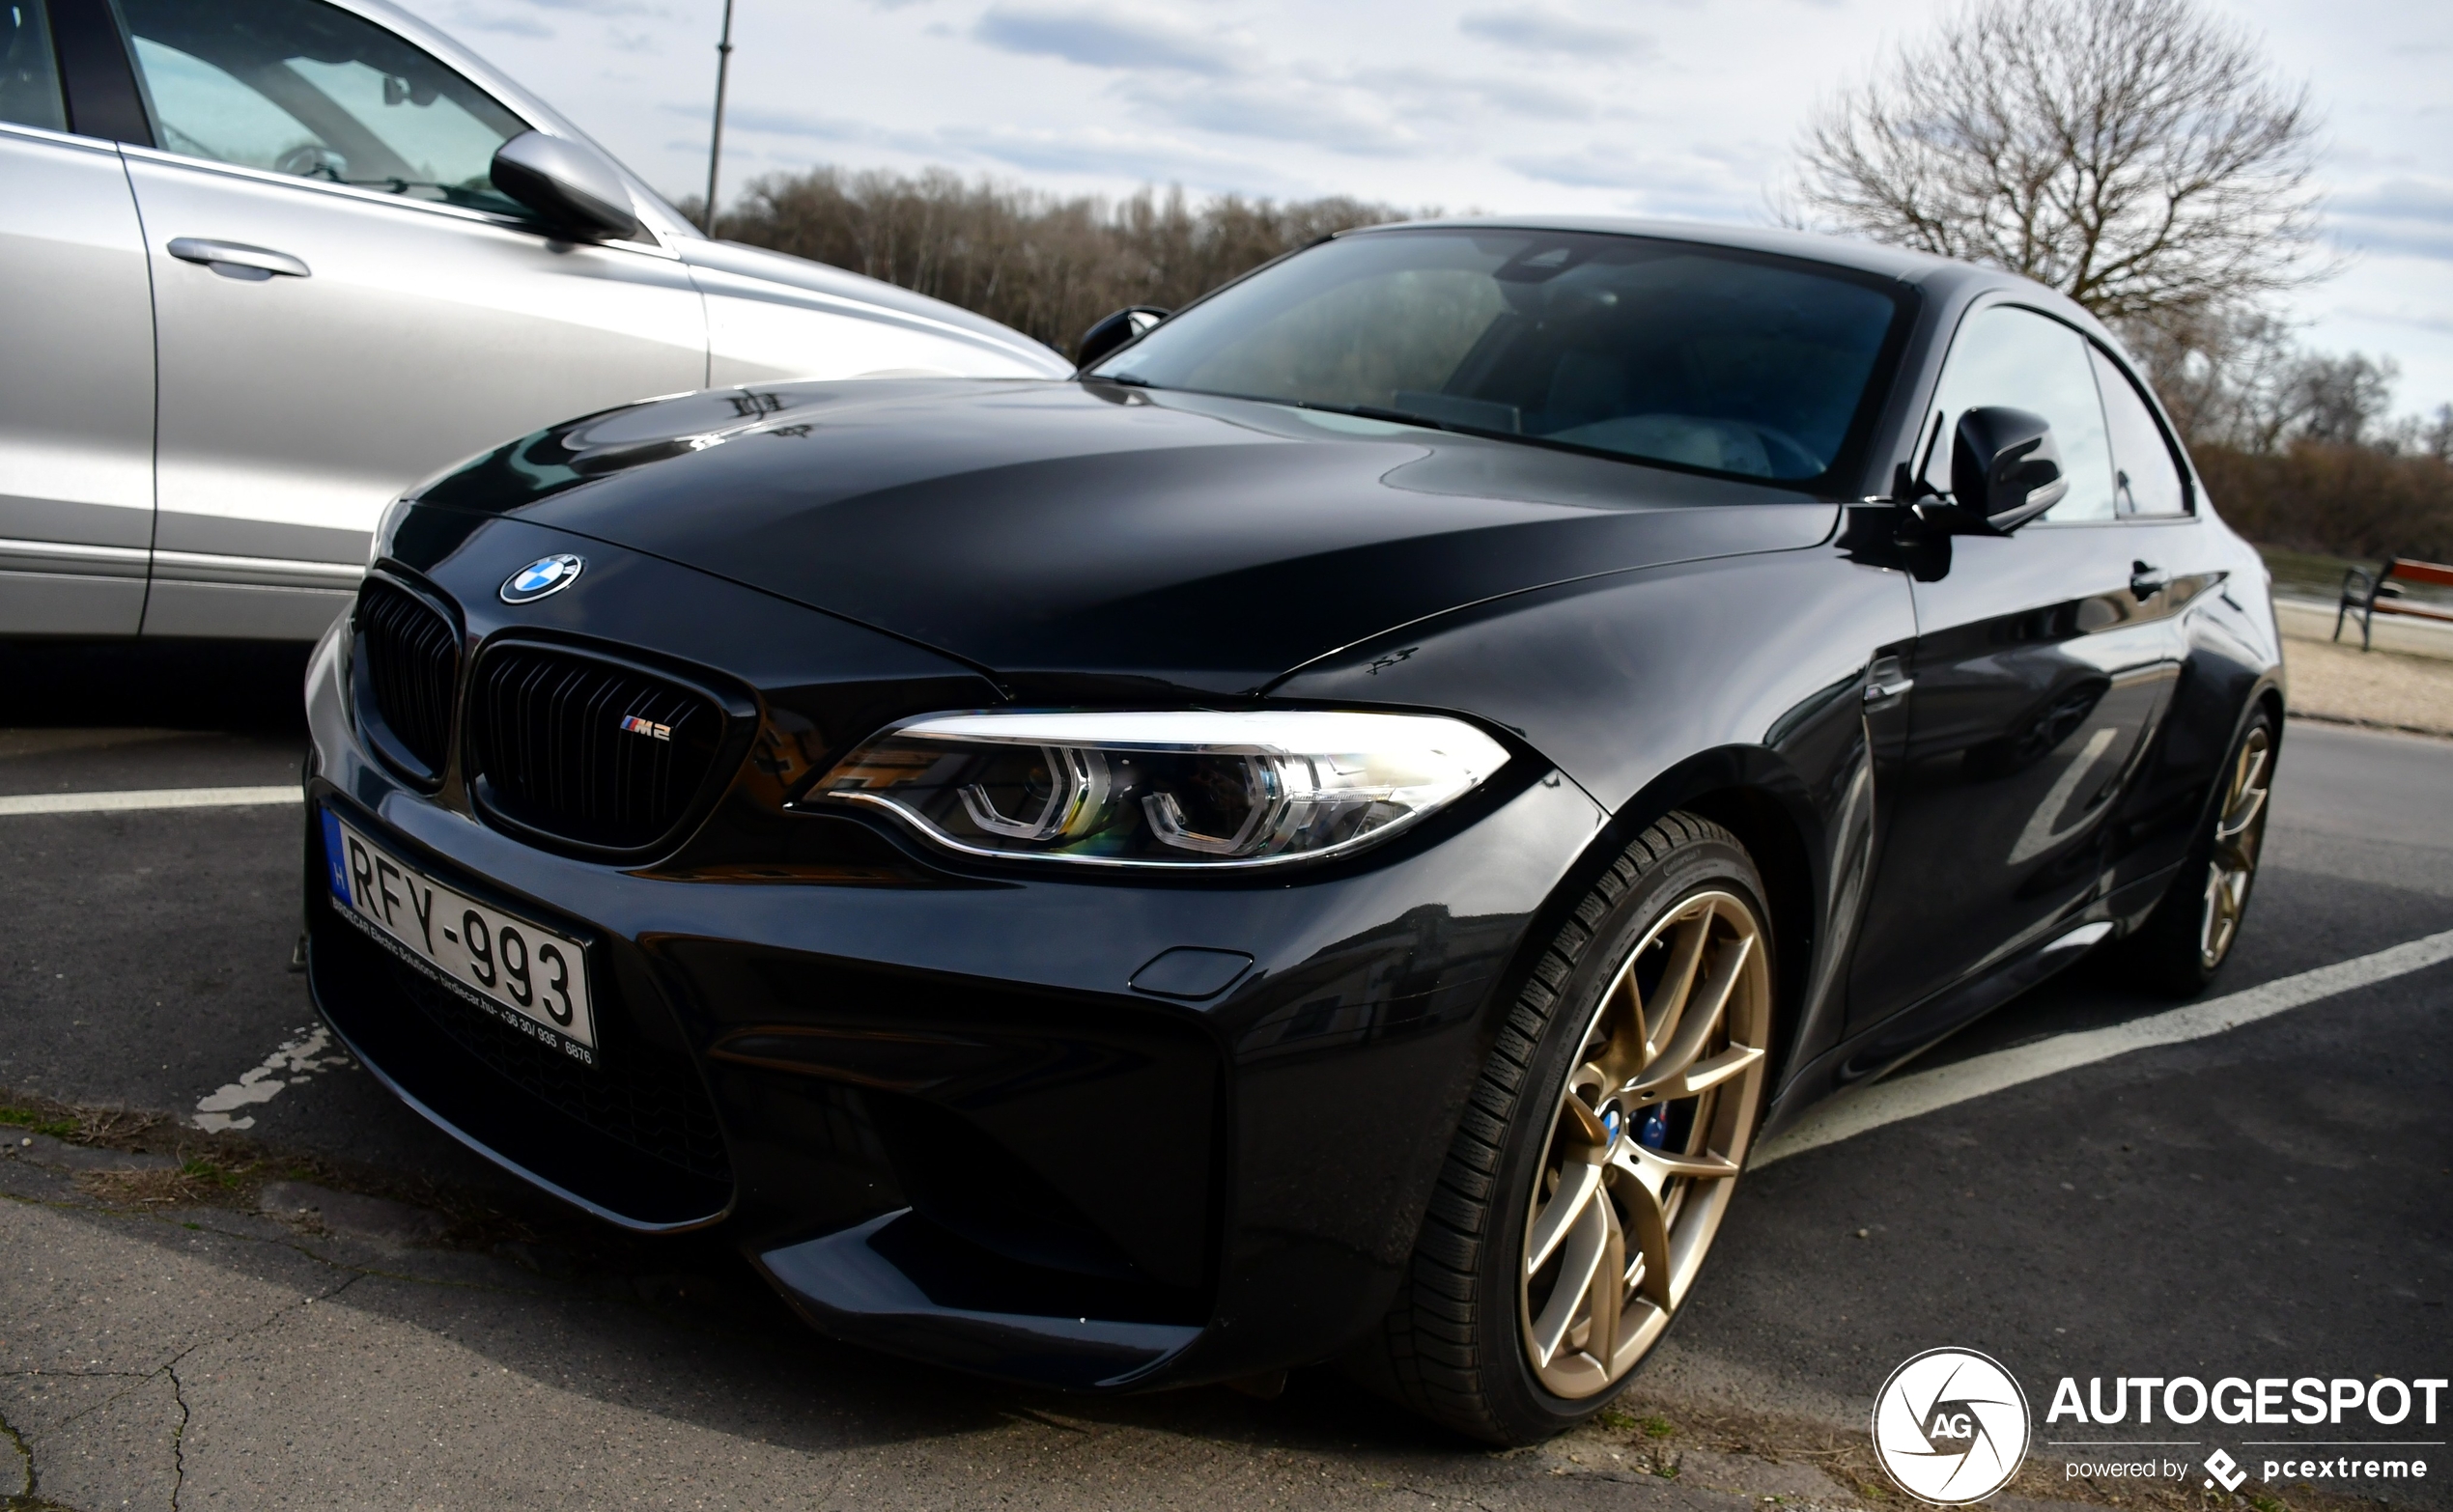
[120,0,528,216]
[1,0,65,130]
[2092,347,2188,517]
[1921,305,2116,522]
[1096,229,1906,486]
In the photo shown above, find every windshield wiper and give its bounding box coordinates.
[1299,400,1514,441]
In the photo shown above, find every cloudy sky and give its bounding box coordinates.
[400,0,2453,412]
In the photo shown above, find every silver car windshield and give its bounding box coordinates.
[1092,229,1907,486]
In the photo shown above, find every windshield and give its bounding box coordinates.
[1091,229,1908,486]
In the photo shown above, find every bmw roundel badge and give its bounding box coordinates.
[500,553,585,603]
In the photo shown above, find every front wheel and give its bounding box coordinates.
[1355,813,1774,1443]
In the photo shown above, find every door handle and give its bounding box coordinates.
[1864,654,1914,707]
[2129,560,2170,602]
[167,238,312,280]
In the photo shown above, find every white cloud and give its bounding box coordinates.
[2328,178,2453,263]
[973,3,1251,75]
[509,0,665,15]
[447,7,554,39]
[1352,65,1598,124]
[1117,72,1425,156]
[1457,6,1652,59]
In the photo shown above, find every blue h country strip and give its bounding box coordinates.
[320,808,352,903]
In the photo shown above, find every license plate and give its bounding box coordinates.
[321,807,597,1060]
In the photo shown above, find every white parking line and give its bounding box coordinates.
[1754,926,2453,1167]
[0,785,299,816]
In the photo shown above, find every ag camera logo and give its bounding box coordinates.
[1873,1348,2032,1504]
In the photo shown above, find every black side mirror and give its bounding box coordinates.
[1934,406,2069,534]
[491,131,639,240]
[1077,306,1170,369]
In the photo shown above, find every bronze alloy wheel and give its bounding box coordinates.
[1354,813,1775,1444]
[2198,724,2271,971]
[1518,888,1771,1397]
[2121,709,2278,996]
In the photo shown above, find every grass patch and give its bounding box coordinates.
[180,1157,242,1190]
[77,1154,255,1209]
[1597,1408,1679,1439]
[1,1099,165,1148]
[2259,544,2366,602]
[2261,542,2453,608]
[0,1105,79,1141]
[1,1082,556,1254]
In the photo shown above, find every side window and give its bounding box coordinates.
[2091,347,2189,517]
[1,0,66,130]
[1920,305,2116,522]
[118,0,530,218]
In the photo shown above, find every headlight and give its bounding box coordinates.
[810,711,1510,868]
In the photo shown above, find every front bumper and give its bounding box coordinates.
[303,518,1605,1390]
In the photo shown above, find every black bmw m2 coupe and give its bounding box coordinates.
[304,219,2282,1443]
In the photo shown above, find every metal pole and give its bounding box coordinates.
[701,0,735,236]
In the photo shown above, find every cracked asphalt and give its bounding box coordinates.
[2,640,2448,1510]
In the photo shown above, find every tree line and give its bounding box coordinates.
[709,168,1411,365]
[705,0,2449,565]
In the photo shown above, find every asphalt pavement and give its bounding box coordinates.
[3,642,2447,1511]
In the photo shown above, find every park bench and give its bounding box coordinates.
[2335,554,2453,650]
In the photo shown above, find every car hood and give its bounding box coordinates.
[676,238,1072,378]
[403,380,1840,696]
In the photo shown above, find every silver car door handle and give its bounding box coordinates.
[167,238,312,279]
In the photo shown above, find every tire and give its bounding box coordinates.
[2119,708,2277,997]
[1352,812,1776,1444]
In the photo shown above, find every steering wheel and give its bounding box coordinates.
[1746,424,1825,478]
[275,143,348,182]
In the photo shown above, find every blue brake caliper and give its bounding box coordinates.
[1637,1103,1670,1150]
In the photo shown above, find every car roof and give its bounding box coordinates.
[1342,214,2129,359]
[1348,214,2016,292]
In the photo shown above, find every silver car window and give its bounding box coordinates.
[119,0,529,216]
[1,0,65,130]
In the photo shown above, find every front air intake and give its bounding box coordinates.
[354,576,460,781]
[466,643,730,854]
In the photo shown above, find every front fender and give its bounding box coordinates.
[1275,542,1917,1136]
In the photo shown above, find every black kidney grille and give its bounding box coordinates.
[470,645,726,851]
[357,577,459,775]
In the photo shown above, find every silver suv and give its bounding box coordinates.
[1,0,1066,640]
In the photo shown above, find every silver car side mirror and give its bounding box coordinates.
[491,131,640,241]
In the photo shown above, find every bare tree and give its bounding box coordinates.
[1787,0,2329,326]
[2122,305,2409,454]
